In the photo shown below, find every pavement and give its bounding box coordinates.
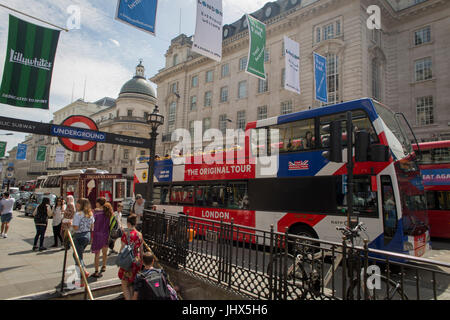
[0,210,124,299]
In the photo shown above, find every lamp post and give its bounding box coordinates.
[145,105,164,210]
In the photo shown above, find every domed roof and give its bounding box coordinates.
[120,76,156,98]
[119,61,156,98]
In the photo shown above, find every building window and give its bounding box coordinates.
[203,117,211,133]
[220,86,228,102]
[336,20,341,36]
[170,82,178,93]
[237,111,246,130]
[281,68,285,87]
[204,91,212,107]
[281,41,285,56]
[123,149,129,160]
[415,57,432,82]
[416,96,434,126]
[219,114,227,134]
[257,106,268,120]
[191,75,198,88]
[281,101,292,115]
[326,53,339,105]
[239,57,247,71]
[189,120,195,138]
[190,96,197,110]
[127,109,133,117]
[415,26,431,46]
[100,151,104,160]
[173,54,178,66]
[238,81,247,99]
[221,64,230,77]
[205,70,214,83]
[258,74,269,93]
[372,58,380,101]
[316,27,321,43]
[323,23,334,40]
[264,47,270,62]
[167,102,177,133]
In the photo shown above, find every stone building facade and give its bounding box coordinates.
[150,0,450,156]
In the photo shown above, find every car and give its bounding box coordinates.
[121,197,134,216]
[24,193,57,216]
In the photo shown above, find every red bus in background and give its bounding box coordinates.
[414,141,450,239]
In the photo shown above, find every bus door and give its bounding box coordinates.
[380,176,399,245]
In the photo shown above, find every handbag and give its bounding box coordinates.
[110,215,123,240]
[117,232,135,271]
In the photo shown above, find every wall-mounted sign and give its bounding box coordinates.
[56,115,100,153]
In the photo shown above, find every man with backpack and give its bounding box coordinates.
[132,252,177,300]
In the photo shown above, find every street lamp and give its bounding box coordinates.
[145,105,164,210]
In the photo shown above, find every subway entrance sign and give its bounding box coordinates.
[0,116,151,151]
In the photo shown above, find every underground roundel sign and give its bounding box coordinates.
[57,115,100,153]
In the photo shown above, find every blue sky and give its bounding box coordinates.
[0,0,272,152]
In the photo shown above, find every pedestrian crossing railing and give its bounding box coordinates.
[142,210,450,300]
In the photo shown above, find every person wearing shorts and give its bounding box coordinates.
[1,192,15,238]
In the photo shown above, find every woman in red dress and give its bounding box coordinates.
[118,214,143,300]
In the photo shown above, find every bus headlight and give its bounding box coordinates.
[404,242,414,251]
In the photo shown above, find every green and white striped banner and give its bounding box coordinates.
[0,15,60,110]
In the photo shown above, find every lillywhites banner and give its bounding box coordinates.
[116,0,158,35]
[246,15,266,80]
[16,143,27,160]
[192,0,223,62]
[0,141,6,158]
[284,36,301,95]
[36,146,47,161]
[0,15,60,110]
[314,52,328,103]
[55,147,65,163]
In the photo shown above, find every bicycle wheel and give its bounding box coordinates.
[346,276,408,300]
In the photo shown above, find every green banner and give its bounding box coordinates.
[0,15,60,109]
[36,145,47,162]
[0,141,6,158]
[245,14,266,80]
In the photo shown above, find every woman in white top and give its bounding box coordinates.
[108,202,124,255]
[52,197,66,247]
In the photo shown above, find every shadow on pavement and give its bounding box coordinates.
[0,265,26,273]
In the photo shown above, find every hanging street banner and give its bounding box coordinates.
[0,141,6,158]
[115,0,158,35]
[284,36,301,95]
[16,143,27,160]
[36,146,47,162]
[191,0,223,62]
[55,147,65,163]
[246,14,266,80]
[0,15,60,110]
[314,52,328,103]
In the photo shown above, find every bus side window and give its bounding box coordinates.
[381,176,398,243]
[227,182,249,210]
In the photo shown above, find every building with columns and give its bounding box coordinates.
[150,0,450,156]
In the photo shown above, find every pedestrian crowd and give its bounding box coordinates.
[0,192,178,300]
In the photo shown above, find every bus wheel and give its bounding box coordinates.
[289,225,318,254]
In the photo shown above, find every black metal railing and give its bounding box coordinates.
[142,210,450,300]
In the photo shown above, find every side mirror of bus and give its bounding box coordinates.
[355,131,370,162]
[322,120,343,163]
[369,144,390,162]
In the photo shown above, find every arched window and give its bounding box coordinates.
[173,54,178,66]
[372,58,380,101]
[325,53,339,105]
[167,102,177,133]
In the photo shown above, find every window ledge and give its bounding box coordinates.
[256,91,270,96]
[410,78,436,86]
[410,41,434,50]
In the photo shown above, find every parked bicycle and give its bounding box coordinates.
[268,222,408,300]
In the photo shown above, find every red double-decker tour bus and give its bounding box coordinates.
[414,141,450,239]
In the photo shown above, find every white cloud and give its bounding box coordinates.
[222,0,272,23]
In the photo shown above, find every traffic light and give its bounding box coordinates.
[355,130,370,162]
[322,120,343,163]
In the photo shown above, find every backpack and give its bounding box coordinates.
[116,232,135,271]
[139,269,175,300]
[109,215,123,240]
